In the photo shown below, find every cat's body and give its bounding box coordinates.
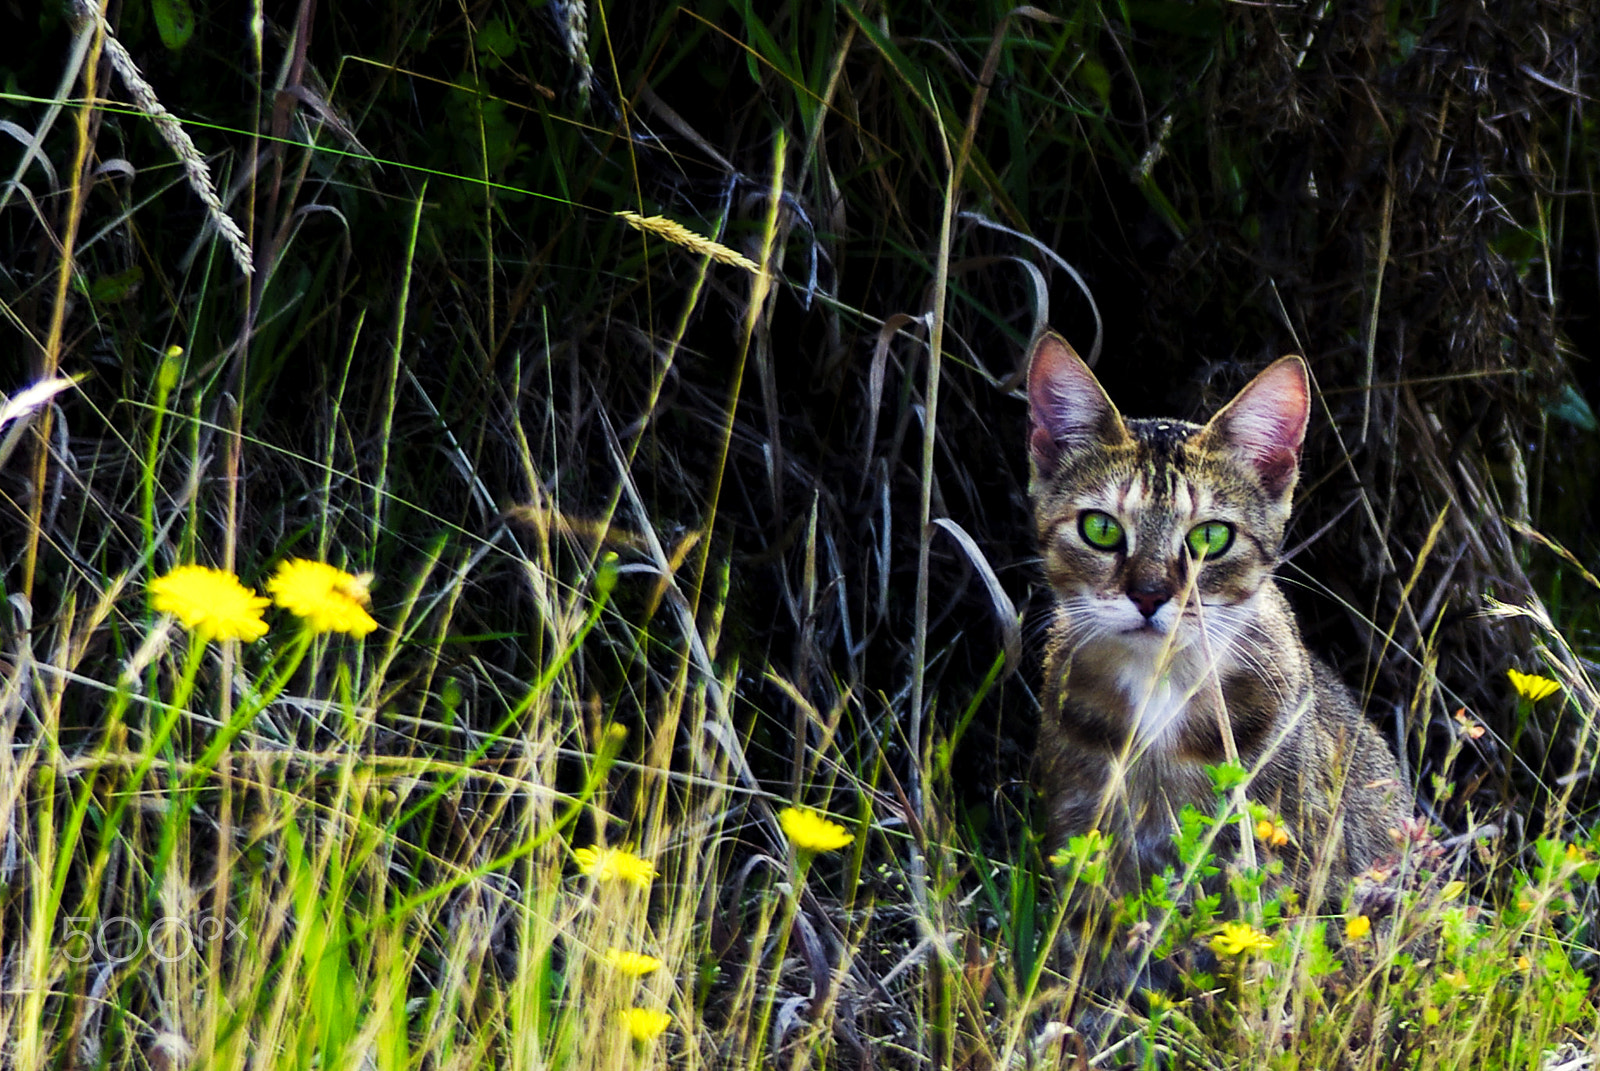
[1026,331,1412,918]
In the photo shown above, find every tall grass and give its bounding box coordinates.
[3,2,1599,1068]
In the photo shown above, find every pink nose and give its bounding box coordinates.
[1128,588,1170,618]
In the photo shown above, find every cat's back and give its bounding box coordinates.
[1306,654,1413,875]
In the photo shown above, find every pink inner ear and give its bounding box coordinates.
[1210,357,1309,494]
[1027,333,1119,468]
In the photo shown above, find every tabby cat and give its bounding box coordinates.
[1026,331,1413,922]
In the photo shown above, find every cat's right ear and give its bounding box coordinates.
[1027,332,1127,469]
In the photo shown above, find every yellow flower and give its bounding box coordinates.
[778,806,854,853]
[266,559,378,636]
[1565,843,1588,865]
[1441,967,1470,990]
[605,948,663,976]
[1515,954,1532,971]
[1208,921,1274,957]
[574,846,656,887]
[620,1007,672,1043]
[149,565,270,642]
[1344,914,1372,941]
[1507,668,1560,702]
[1254,818,1289,848]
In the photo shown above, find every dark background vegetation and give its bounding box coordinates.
[5,0,1599,886]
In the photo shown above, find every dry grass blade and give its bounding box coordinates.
[1506,518,1600,593]
[946,254,1049,391]
[0,374,84,468]
[929,517,1021,675]
[1,374,82,426]
[0,16,92,218]
[865,312,924,462]
[959,211,1104,366]
[0,120,57,188]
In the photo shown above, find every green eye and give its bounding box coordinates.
[1078,510,1125,550]
[1186,521,1234,559]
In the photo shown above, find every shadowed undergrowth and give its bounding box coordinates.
[3,1,1600,1067]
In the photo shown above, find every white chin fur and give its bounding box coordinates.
[1077,592,1261,747]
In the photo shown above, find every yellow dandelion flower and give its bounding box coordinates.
[620,1007,672,1043]
[266,559,378,636]
[149,565,270,642]
[605,948,663,976]
[1254,818,1290,848]
[778,806,854,853]
[1208,921,1274,957]
[1344,914,1372,941]
[574,846,656,887]
[1507,668,1560,702]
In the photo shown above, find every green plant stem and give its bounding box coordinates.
[141,349,180,553]
[749,853,810,1071]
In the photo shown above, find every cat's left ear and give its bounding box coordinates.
[1201,356,1310,497]
[1027,331,1129,471]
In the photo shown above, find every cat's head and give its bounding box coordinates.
[1026,331,1309,647]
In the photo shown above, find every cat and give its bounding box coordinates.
[1025,330,1413,980]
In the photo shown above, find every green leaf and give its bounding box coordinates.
[476,18,518,69]
[1205,760,1249,793]
[152,0,195,50]
[1077,56,1111,108]
[89,266,144,303]
[1547,384,1597,432]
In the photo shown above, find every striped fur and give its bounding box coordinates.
[1027,331,1412,915]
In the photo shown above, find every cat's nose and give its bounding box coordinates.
[1127,586,1171,618]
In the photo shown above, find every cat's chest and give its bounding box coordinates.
[1068,638,1219,751]
[1111,654,1203,745]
